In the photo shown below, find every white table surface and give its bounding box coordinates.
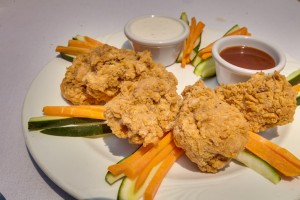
[1,0,300,199]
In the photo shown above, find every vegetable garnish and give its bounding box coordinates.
[55,35,103,61]
[236,150,281,184]
[108,132,173,179]
[176,12,252,78]
[43,105,106,120]
[41,124,111,137]
[143,147,183,200]
[55,46,91,56]
[287,68,300,86]
[198,26,251,58]
[245,131,300,177]
[107,132,183,200]
[292,83,300,92]
[181,17,205,67]
[28,116,103,131]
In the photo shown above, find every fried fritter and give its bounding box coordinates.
[215,72,297,133]
[173,81,249,173]
[60,44,174,105]
[104,76,181,146]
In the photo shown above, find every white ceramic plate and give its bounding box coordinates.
[22,28,300,200]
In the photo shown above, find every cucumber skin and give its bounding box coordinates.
[194,57,215,78]
[28,116,103,131]
[180,12,189,25]
[105,145,142,185]
[236,150,281,184]
[287,69,300,86]
[105,171,125,185]
[224,24,240,36]
[60,53,75,62]
[40,124,111,137]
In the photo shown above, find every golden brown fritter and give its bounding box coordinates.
[104,76,181,146]
[173,81,249,173]
[215,72,297,133]
[60,44,174,105]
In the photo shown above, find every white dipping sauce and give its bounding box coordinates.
[129,16,184,41]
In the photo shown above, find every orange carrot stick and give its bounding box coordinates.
[199,27,250,56]
[134,141,177,191]
[68,40,99,49]
[181,19,205,67]
[144,147,183,200]
[182,18,196,67]
[201,52,212,60]
[124,132,174,179]
[245,131,300,177]
[292,84,300,92]
[108,145,153,175]
[55,46,90,55]
[83,35,104,46]
[43,105,106,120]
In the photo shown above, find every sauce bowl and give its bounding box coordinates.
[212,36,286,84]
[124,15,189,66]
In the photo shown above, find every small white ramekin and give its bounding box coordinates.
[124,15,189,66]
[212,36,286,84]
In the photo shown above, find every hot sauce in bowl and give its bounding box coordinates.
[220,46,276,70]
[212,36,286,84]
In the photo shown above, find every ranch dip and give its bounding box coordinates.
[128,16,185,41]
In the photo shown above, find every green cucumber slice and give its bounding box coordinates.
[191,55,202,67]
[105,145,142,185]
[224,24,240,36]
[40,124,111,137]
[117,163,161,200]
[193,57,215,78]
[73,35,86,42]
[193,34,202,51]
[189,49,197,61]
[28,116,103,131]
[179,12,189,25]
[105,171,125,185]
[60,53,75,62]
[296,93,300,106]
[287,68,300,86]
[236,150,281,184]
[176,50,183,63]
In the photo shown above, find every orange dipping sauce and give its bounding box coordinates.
[220,46,276,70]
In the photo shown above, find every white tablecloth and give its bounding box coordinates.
[1,0,300,199]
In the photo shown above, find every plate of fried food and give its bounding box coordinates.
[23,21,300,200]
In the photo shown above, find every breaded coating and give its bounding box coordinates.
[215,72,297,133]
[173,81,249,173]
[60,44,173,105]
[104,76,182,146]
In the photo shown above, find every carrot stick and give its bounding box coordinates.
[182,18,196,67]
[68,40,99,49]
[245,131,300,177]
[124,132,174,179]
[144,147,183,200]
[225,27,250,37]
[292,84,300,92]
[108,145,153,175]
[192,21,205,43]
[134,141,177,191]
[201,52,212,60]
[199,27,250,56]
[55,46,90,55]
[83,35,104,46]
[43,105,106,120]
[181,19,205,67]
